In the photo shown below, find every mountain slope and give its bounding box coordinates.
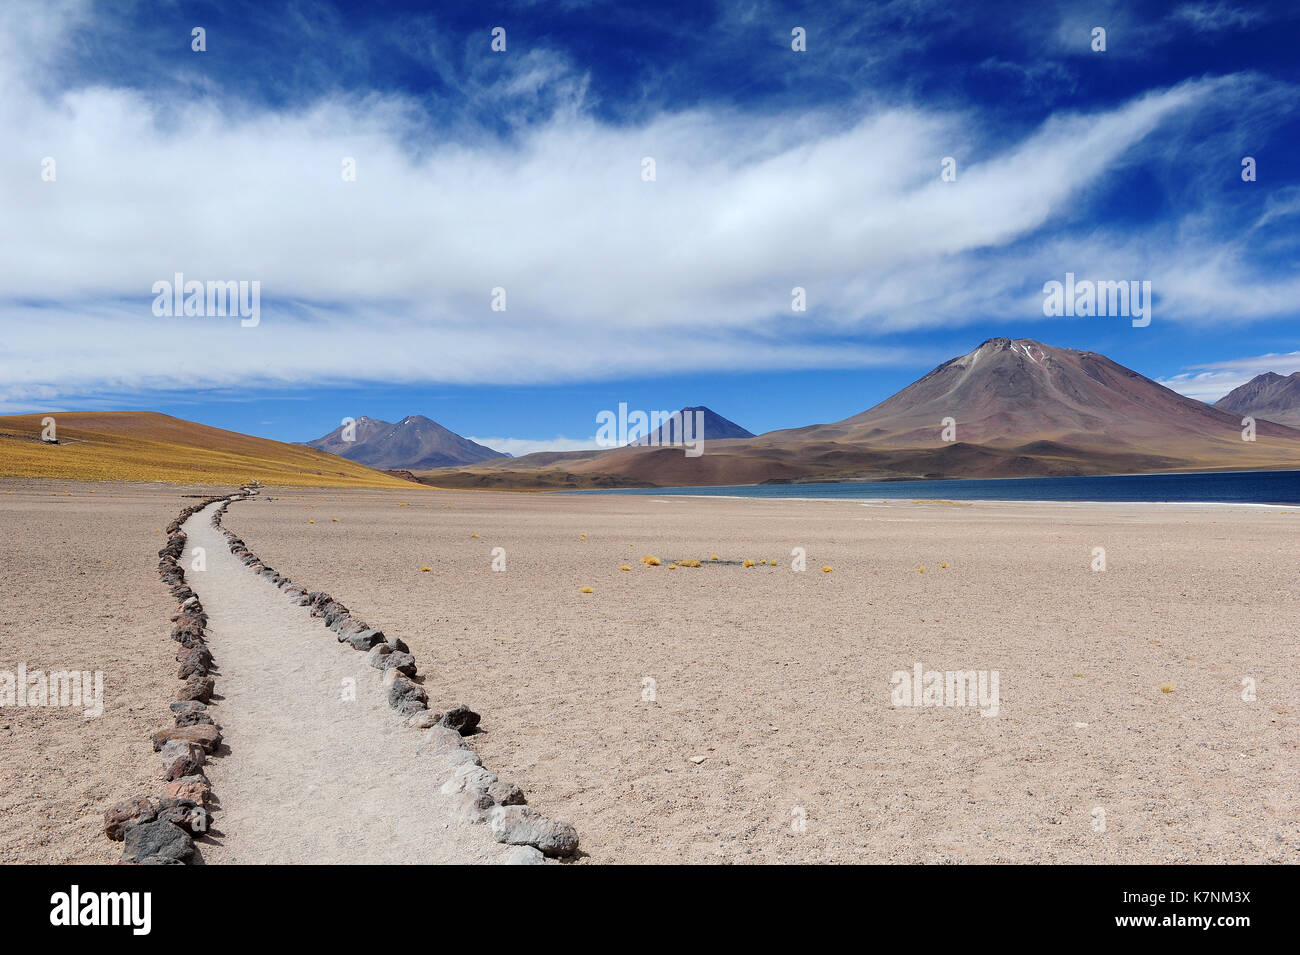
[0,412,416,487]
[1215,372,1300,429]
[306,415,506,469]
[632,406,754,446]
[417,338,1300,488]
[302,415,394,456]
[769,338,1299,450]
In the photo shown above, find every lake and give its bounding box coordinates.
[573,469,1300,505]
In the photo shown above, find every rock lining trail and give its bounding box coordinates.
[183,500,514,864]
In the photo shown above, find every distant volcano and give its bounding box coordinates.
[416,338,1300,488]
[306,415,507,469]
[1215,372,1300,429]
[776,337,1294,451]
[632,406,754,446]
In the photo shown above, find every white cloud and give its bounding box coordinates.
[1159,351,1300,402]
[466,435,599,456]
[0,2,1296,406]
[1170,3,1265,33]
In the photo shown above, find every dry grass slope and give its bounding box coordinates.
[0,412,416,488]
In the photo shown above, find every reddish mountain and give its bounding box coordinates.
[1215,371,1300,429]
[306,415,507,469]
[418,338,1300,488]
[766,338,1299,451]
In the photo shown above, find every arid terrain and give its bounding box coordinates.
[3,478,1297,863]
[0,480,228,862]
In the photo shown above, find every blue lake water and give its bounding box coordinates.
[572,470,1300,506]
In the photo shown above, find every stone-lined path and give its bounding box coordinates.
[183,501,511,863]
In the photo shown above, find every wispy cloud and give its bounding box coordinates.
[1169,2,1266,33]
[1,1,1297,410]
[1160,351,1300,402]
[465,435,598,456]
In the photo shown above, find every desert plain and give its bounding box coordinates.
[1,477,1297,864]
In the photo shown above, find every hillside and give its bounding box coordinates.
[0,412,417,488]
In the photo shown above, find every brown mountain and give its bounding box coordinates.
[0,411,416,487]
[1214,372,1300,429]
[306,415,507,469]
[417,339,1300,489]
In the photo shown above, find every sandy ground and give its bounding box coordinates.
[218,487,1300,864]
[183,502,510,863]
[4,478,1297,864]
[0,479,229,863]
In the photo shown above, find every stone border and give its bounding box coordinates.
[102,484,259,864]
[208,492,579,863]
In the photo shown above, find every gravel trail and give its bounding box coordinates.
[183,501,508,864]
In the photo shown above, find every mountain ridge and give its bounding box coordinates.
[1215,371,1300,429]
[305,415,507,470]
[413,338,1300,488]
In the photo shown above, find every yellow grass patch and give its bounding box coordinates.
[1160,683,1174,694]
[0,411,414,488]
[743,559,755,567]
[641,555,661,566]
[579,586,593,594]
[677,558,702,567]
[619,565,632,571]
[821,565,833,573]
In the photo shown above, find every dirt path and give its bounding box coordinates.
[183,501,510,864]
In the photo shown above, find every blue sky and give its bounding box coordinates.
[2,0,1299,451]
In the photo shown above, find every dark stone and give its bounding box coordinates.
[104,796,157,840]
[121,819,196,864]
[343,629,385,651]
[373,651,417,676]
[438,704,481,736]
[386,675,428,712]
[151,724,221,753]
[177,649,211,680]
[160,740,205,780]
[176,676,214,703]
[156,797,210,836]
